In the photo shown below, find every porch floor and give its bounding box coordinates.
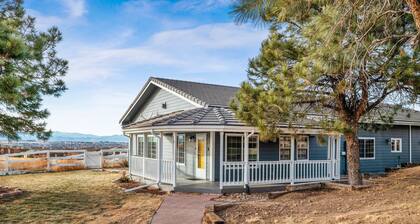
[174,179,292,194]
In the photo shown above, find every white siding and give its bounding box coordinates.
[134,87,196,122]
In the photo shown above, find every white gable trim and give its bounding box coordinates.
[120,79,204,124]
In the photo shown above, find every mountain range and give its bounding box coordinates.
[0,131,128,142]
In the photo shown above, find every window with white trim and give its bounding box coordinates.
[279,136,291,160]
[248,135,259,161]
[391,138,402,153]
[359,138,375,159]
[225,134,243,162]
[137,135,144,157]
[296,136,309,160]
[146,135,157,159]
[177,134,185,164]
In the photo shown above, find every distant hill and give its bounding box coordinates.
[0,131,128,142]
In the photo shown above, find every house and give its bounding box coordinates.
[120,77,420,193]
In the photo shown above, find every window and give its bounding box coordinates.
[146,135,157,159]
[296,136,309,160]
[391,138,402,153]
[177,134,185,164]
[137,135,144,157]
[225,135,243,162]
[359,138,375,159]
[248,135,259,161]
[279,136,291,160]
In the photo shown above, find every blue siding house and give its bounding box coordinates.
[120,77,420,193]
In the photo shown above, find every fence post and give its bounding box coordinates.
[100,150,104,169]
[47,151,51,171]
[5,155,9,174]
[83,150,87,168]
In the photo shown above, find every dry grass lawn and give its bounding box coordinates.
[218,166,420,224]
[0,170,162,224]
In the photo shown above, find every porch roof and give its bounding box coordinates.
[122,106,320,131]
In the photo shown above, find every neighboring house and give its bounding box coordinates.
[120,77,420,193]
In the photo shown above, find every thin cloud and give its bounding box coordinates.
[60,0,87,18]
[62,23,267,83]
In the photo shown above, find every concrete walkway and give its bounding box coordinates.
[151,193,217,224]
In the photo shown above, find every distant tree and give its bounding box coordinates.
[231,0,419,186]
[0,0,67,140]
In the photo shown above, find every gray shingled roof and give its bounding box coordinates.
[123,107,246,129]
[153,77,239,107]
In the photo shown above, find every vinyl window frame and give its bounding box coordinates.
[390,138,402,153]
[224,133,244,162]
[358,137,375,160]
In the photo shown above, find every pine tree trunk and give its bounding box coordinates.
[406,0,420,32]
[345,131,363,186]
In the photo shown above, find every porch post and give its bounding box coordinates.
[172,132,177,187]
[244,132,249,188]
[210,131,216,181]
[290,136,295,185]
[143,133,145,180]
[327,136,333,179]
[336,135,341,180]
[128,134,132,178]
[157,132,163,184]
[219,132,224,190]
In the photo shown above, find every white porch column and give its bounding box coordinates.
[210,131,216,181]
[157,132,163,184]
[335,135,341,180]
[219,132,224,190]
[172,132,177,187]
[290,136,295,185]
[327,136,334,179]
[128,134,131,177]
[244,132,249,187]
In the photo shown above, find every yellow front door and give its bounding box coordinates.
[195,134,206,179]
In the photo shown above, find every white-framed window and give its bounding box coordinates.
[296,136,309,160]
[391,138,402,153]
[137,135,144,157]
[279,136,292,160]
[248,135,259,161]
[146,135,157,159]
[225,134,243,162]
[359,137,375,159]
[177,134,185,164]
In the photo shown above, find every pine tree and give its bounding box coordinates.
[0,0,67,140]
[231,0,419,186]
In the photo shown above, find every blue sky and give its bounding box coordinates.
[24,0,268,135]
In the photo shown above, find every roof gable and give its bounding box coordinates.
[120,77,239,125]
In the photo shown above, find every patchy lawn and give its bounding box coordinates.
[0,170,163,224]
[218,166,420,224]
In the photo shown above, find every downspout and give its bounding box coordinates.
[244,131,255,193]
[409,125,412,164]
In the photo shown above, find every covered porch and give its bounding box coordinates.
[126,126,342,193]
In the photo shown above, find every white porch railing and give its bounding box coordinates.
[144,158,158,180]
[221,160,334,187]
[249,161,292,185]
[294,160,331,182]
[221,162,244,186]
[130,156,144,177]
[161,160,173,184]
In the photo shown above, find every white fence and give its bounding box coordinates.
[0,148,128,175]
[221,160,335,187]
[129,156,173,184]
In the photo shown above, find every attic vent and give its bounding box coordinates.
[162,102,167,109]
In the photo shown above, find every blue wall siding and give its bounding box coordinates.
[340,125,411,174]
[214,132,220,181]
[309,136,328,160]
[413,126,420,163]
[259,140,279,161]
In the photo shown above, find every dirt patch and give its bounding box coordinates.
[218,166,420,224]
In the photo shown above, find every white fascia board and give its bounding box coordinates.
[122,125,338,135]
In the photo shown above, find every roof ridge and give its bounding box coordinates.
[152,76,239,89]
